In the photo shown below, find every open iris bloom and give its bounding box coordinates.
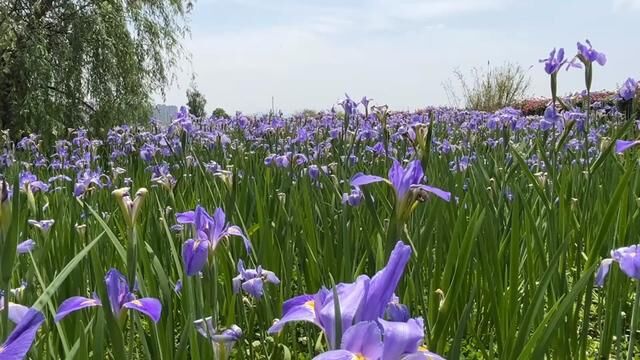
[614,139,640,154]
[595,245,640,287]
[55,268,161,324]
[539,48,566,75]
[313,320,444,360]
[194,316,242,360]
[268,241,442,358]
[232,260,280,299]
[0,308,45,359]
[351,159,450,222]
[567,40,606,93]
[177,205,252,276]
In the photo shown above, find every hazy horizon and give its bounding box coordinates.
[153,0,639,115]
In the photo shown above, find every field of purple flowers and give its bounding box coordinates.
[0,40,638,359]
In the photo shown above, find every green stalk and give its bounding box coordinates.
[628,282,640,360]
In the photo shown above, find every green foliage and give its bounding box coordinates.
[187,86,207,119]
[445,62,531,111]
[212,107,230,119]
[0,0,191,137]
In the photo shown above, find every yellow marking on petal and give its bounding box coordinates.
[80,299,99,306]
[130,300,143,307]
[353,353,366,360]
[418,345,429,351]
[304,300,315,310]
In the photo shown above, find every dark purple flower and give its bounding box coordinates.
[182,238,210,276]
[232,260,280,299]
[0,308,45,359]
[539,48,566,75]
[55,268,161,323]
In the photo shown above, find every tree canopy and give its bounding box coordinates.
[0,0,192,137]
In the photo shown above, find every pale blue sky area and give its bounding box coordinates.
[154,0,640,114]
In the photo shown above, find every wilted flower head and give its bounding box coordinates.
[112,187,148,227]
[232,260,280,299]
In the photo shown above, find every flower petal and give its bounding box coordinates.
[595,258,614,287]
[0,308,45,360]
[123,298,162,323]
[54,296,102,322]
[268,294,319,334]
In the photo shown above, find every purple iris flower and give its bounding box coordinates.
[615,139,640,154]
[19,171,49,193]
[341,187,364,207]
[539,48,566,75]
[308,165,321,180]
[596,245,640,286]
[575,40,607,66]
[27,219,55,235]
[540,105,562,131]
[268,241,411,349]
[351,160,450,217]
[194,317,242,357]
[0,308,45,359]
[177,206,252,276]
[313,319,444,360]
[0,296,29,325]
[16,239,35,254]
[232,260,280,299]
[55,268,161,323]
[619,78,638,101]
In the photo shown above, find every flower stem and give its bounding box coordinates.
[627,281,640,360]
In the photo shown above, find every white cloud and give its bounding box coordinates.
[613,0,640,10]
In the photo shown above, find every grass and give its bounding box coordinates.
[0,96,638,359]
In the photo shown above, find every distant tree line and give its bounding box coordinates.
[0,0,193,138]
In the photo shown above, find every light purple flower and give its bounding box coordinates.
[55,268,161,323]
[539,48,566,75]
[615,139,640,154]
[232,260,280,299]
[16,239,35,254]
[351,160,451,215]
[0,308,45,359]
[596,245,640,286]
[619,78,638,101]
[576,39,607,66]
[268,241,411,349]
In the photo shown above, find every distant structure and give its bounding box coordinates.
[152,104,178,125]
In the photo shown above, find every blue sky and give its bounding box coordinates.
[154,0,639,114]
